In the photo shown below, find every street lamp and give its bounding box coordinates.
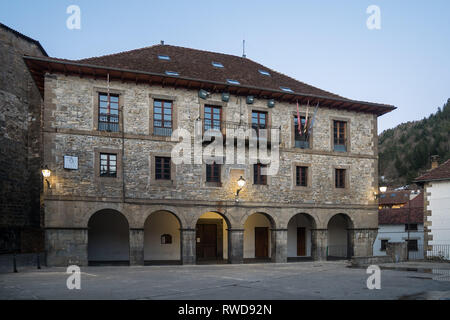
[374,186,387,199]
[42,165,51,188]
[379,186,387,193]
[235,176,246,198]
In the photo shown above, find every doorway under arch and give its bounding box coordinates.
[243,212,275,262]
[195,212,230,264]
[144,210,181,265]
[88,209,130,266]
[287,213,316,261]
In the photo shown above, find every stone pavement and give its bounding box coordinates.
[1,261,450,300]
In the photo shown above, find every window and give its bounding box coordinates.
[204,105,222,131]
[155,156,171,180]
[206,163,221,183]
[153,100,173,136]
[333,120,347,152]
[161,234,172,244]
[405,224,418,231]
[158,55,170,61]
[165,71,179,76]
[254,163,267,185]
[294,115,309,148]
[380,240,388,251]
[259,70,270,76]
[212,62,224,68]
[296,166,308,187]
[98,93,119,132]
[280,86,293,93]
[252,110,268,137]
[335,169,346,188]
[100,153,117,177]
[226,79,240,85]
[407,239,418,251]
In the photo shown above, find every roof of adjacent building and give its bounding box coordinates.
[378,190,411,205]
[414,159,450,183]
[0,22,48,56]
[378,192,424,224]
[23,43,395,116]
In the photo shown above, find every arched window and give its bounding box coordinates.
[161,234,172,244]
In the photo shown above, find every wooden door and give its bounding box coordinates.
[255,227,269,258]
[196,224,217,259]
[297,227,306,256]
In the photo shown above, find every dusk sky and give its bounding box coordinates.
[1,0,449,133]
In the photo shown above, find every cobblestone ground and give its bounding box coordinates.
[1,261,450,300]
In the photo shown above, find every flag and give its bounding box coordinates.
[304,100,310,134]
[106,73,111,114]
[296,100,302,136]
[308,101,320,136]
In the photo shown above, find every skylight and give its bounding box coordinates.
[280,86,293,93]
[227,79,240,85]
[212,62,224,68]
[165,71,179,76]
[158,55,171,61]
[259,70,270,76]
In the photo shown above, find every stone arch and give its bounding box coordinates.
[287,213,317,259]
[327,213,354,260]
[87,209,130,265]
[144,210,182,264]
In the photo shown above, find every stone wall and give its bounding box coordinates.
[0,25,45,253]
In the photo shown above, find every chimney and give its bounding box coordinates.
[431,155,440,169]
[160,40,165,45]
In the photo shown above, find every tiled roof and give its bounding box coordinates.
[414,159,450,183]
[378,190,411,205]
[378,193,424,224]
[77,44,344,100]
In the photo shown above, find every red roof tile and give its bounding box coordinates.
[378,193,424,224]
[378,190,411,205]
[414,159,450,182]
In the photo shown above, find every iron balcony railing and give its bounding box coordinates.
[408,244,450,261]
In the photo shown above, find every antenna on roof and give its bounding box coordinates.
[242,39,246,58]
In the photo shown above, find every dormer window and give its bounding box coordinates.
[158,55,171,61]
[212,62,224,68]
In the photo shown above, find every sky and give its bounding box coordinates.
[1,0,449,133]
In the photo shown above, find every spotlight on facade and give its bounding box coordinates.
[246,96,254,104]
[379,186,387,193]
[222,92,230,102]
[236,176,246,199]
[267,99,275,108]
[198,89,210,100]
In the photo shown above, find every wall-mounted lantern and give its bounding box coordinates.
[235,176,246,200]
[374,186,387,199]
[42,165,51,189]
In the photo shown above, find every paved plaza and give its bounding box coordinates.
[1,261,450,300]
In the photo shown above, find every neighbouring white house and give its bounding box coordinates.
[373,190,424,258]
[415,157,450,259]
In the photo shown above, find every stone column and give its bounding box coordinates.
[46,228,88,267]
[271,229,288,263]
[228,229,244,264]
[129,229,144,266]
[311,229,328,261]
[181,229,196,265]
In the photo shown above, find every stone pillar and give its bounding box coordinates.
[129,229,144,266]
[228,229,244,264]
[181,229,196,265]
[46,228,88,267]
[271,229,288,263]
[311,229,328,261]
[350,228,378,257]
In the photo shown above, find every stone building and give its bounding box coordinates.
[0,23,47,253]
[24,44,395,266]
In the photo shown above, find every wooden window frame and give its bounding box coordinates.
[253,163,268,185]
[94,147,123,183]
[206,162,221,184]
[149,153,176,186]
[155,156,171,181]
[331,118,351,153]
[293,115,311,149]
[149,94,177,137]
[93,87,124,132]
[335,168,346,189]
[153,99,173,137]
[296,166,308,187]
[291,162,312,190]
[99,153,118,178]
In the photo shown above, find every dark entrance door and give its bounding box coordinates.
[196,224,217,259]
[297,227,306,256]
[255,227,269,258]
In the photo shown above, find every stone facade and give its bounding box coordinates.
[41,72,381,266]
[0,24,46,253]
